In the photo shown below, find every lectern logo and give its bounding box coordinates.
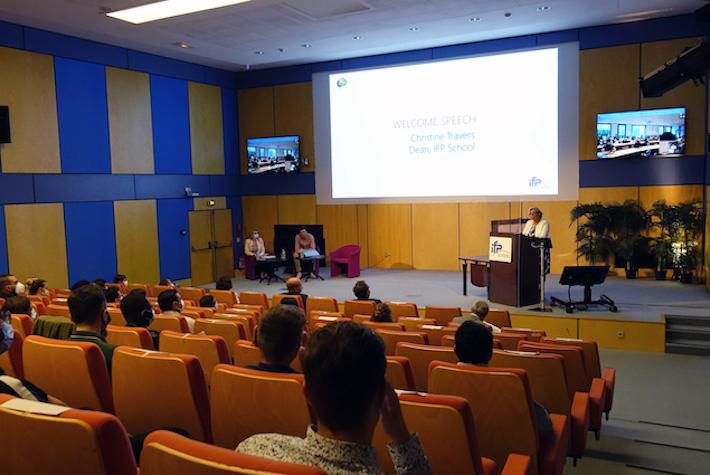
[491,241,503,254]
[489,236,512,263]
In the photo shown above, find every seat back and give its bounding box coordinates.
[503,327,545,341]
[272,293,305,309]
[519,341,589,397]
[230,304,264,318]
[209,290,238,306]
[0,394,138,475]
[213,313,255,341]
[376,329,427,355]
[233,340,261,367]
[387,301,419,320]
[0,331,24,377]
[429,362,539,473]
[344,299,376,318]
[494,332,528,350]
[195,319,247,356]
[112,347,212,442]
[159,331,231,384]
[210,365,312,448]
[395,342,458,391]
[238,291,269,309]
[385,356,415,390]
[441,334,455,347]
[22,335,114,413]
[179,287,206,303]
[141,429,325,475]
[486,309,512,328]
[363,321,406,332]
[151,285,175,297]
[415,324,445,345]
[542,337,601,379]
[399,317,436,332]
[424,306,462,326]
[11,313,33,337]
[106,325,154,350]
[353,314,372,324]
[126,283,150,294]
[305,296,339,316]
[149,315,190,333]
[108,307,128,326]
[46,304,72,318]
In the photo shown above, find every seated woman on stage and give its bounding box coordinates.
[244,230,267,279]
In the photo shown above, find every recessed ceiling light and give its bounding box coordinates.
[106,0,252,24]
[301,43,312,48]
[469,17,482,23]
[504,12,512,18]
[352,35,362,40]
[277,48,285,53]
[537,6,550,12]
[175,41,191,49]
[254,50,264,55]
[409,27,419,32]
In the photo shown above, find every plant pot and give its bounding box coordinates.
[654,270,668,280]
[680,272,694,284]
[625,268,637,279]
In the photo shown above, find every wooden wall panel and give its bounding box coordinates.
[316,205,359,257]
[193,196,227,211]
[241,195,279,249]
[238,87,275,174]
[458,202,510,258]
[524,200,579,273]
[510,314,578,338]
[579,319,665,352]
[277,195,317,224]
[114,200,160,284]
[579,45,640,161]
[106,67,154,174]
[0,47,60,173]
[357,205,369,267]
[274,83,315,172]
[5,203,68,288]
[189,82,225,174]
[641,38,706,155]
[412,203,459,270]
[367,204,412,269]
[638,184,703,208]
[578,186,639,204]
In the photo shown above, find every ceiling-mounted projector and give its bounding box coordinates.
[640,40,710,97]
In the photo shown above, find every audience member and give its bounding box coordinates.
[4,296,34,320]
[246,305,305,374]
[353,280,382,304]
[215,276,233,291]
[0,304,13,355]
[238,321,432,474]
[67,284,116,373]
[199,294,216,308]
[29,278,49,297]
[121,290,159,350]
[454,321,552,439]
[281,277,308,308]
[104,287,121,303]
[94,279,107,290]
[372,303,393,323]
[70,280,91,291]
[157,289,195,332]
[159,278,175,287]
[0,274,19,298]
[452,301,501,333]
[113,274,128,294]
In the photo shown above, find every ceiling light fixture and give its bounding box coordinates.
[469,17,482,23]
[254,50,264,55]
[353,35,362,40]
[409,27,419,32]
[106,0,252,24]
[301,43,312,48]
[536,6,550,12]
[175,41,191,49]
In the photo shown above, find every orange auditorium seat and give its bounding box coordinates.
[228,304,264,318]
[107,307,128,326]
[387,301,419,320]
[487,309,512,328]
[495,332,529,350]
[187,305,214,318]
[141,429,325,475]
[430,362,569,475]
[0,331,24,378]
[181,309,204,320]
[503,327,545,341]
[376,329,428,355]
[179,287,206,303]
[0,394,138,475]
[353,314,372,324]
[151,285,175,297]
[209,289,239,306]
[395,342,458,392]
[272,293,305,309]
[385,356,415,391]
[424,306,462,326]
[373,393,531,475]
[214,312,255,340]
[305,296,339,316]
[11,314,33,337]
[28,294,51,307]
[149,314,191,333]
[399,317,436,332]
[491,349,590,462]
[159,331,231,384]
[22,335,114,413]
[362,321,406,332]
[238,291,269,309]
[195,319,247,357]
[45,304,72,318]
[112,347,212,442]
[233,340,261,367]
[415,324,446,345]
[308,310,345,330]
[441,334,455,347]
[106,325,154,350]
[126,283,150,294]
[344,299,376,318]
[210,365,312,448]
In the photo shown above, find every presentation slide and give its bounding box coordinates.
[314,44,579,203]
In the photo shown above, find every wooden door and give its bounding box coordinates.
[213,209,234,279]
[189,211,213,286]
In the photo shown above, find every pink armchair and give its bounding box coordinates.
[330,245,361,278]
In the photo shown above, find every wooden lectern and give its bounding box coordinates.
[488,232,541,307]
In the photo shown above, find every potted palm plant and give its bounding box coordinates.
[669,199,704,284]
[571,202,616,265]
[609,200,647,279]
[647,200,674,280]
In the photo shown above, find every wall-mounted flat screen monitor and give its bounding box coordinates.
[247,135,301,174]
[596,107,686,159]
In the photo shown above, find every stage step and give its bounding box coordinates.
[665,315,710,356]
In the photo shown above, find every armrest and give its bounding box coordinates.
[500,453,532,475]
[603,367,616,412]
[539,413,569,475]
[587,378,607,431]
[571,391,590,433]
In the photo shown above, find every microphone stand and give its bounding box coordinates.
[531,238,552,312]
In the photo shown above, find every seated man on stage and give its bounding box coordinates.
[293,226,316,278]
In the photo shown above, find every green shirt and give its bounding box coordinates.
[68,331,117,374]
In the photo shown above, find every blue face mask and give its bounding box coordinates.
[0,321,14,355]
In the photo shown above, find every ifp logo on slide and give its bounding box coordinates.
[491,240,503,254]
[336,78,347,88]
[529,176,542,188]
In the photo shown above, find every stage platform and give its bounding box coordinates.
[225,268,710,352]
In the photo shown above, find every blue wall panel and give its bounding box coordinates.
[537,29,579,46]
[157,198,193,280]
[0,20,23,49]
[580,155,705,188]
[55,58,111,174]
[34,175,135,202]
[239,172,315,196]
[341,49,432,70]
[312,60,343,73]
[151,75,192,174]
[226,195,243,268]
[236,64,313,89]
[135,175,211,200]
[128,50,206,83]
[433,35,537,59]
[204,68,238,89]
[0,206,8,275]
[579,15,708,50]
[222,88,238,175]
[24,27,127,68]
[209,175,239,197]
[0,175,36,204]
[64,201,117,284]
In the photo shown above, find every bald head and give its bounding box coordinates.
[286,277,302,293]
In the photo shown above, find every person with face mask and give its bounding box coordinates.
[67,284,116,374]
[0,306,14,355]
[113,273,129,295]
[121,290,160,350]
[0,274,19,298]
[3,296,37,321]
[28,278,50,297]
[157,289,195,332]
[245,229,268,279]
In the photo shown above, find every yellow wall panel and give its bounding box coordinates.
[238,87,275,174]
[241,195,279,248]
[638,184,703,208]
[106,67,154,174]
[367,204,412,269]
[316,205,359,256]
[524,200,579,273]
[578,319,665,352]
[277,194,317,224]
[189,82,225,175]
[0,47,60,173]
[510,314,578,338]
[459,202,510,257]
[578,186,639,204]
[641,38,706,155]
[357,205,369,267]
[5,203,68,289]
[274,83,315,172]
[114,200,160,284]
[193,196,227,210]
[579,45,640,161]
[412,203,459,271]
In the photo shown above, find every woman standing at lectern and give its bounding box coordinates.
[522,207,550,238]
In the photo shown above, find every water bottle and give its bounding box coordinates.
[280,249,286,260]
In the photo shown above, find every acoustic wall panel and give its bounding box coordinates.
[0,206,8,275]
[222,87,238,175]
[238,87,274,174]
[64,201,117,284]
[189,82,225,175]
[412,203,459,271]
[114,200,160,284]
[367,204,413,269]
[274,82,315,172]
[157,198,192,280]
[277,194,317,224]
[151,75,191,174]
[242,195,278,248]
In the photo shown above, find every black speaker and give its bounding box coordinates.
[0,106,10,144]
